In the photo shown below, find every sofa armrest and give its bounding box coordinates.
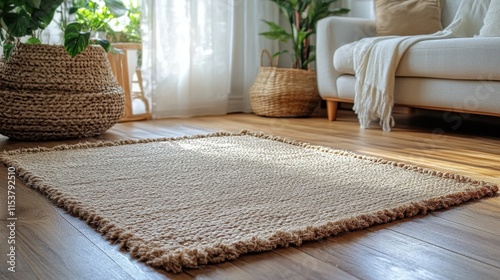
[316,16,375,98]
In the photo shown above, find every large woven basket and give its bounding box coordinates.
[250,50,320,117]
[0,44,124,141]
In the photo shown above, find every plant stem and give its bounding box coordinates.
[294,10,301,68]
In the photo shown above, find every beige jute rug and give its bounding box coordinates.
[1,130,497,273]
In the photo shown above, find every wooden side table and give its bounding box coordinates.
[107,43,151,122]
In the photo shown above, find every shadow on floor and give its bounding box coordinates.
[394,109,500,139]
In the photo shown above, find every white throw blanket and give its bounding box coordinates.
[352,0,490,131]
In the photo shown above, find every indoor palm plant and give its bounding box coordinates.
[250,0,348,117]
[0,0,124,141]
[261,0,348,70]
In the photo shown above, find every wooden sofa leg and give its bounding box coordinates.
[326,100,338,121]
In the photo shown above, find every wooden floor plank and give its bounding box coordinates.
[298,231,453,280]
[386,214,500,269]
[52,208,185,280]
[429,203,500,237]
[184,262,258,280]
[0,110,499,279]
[360,226,500,280]
[0,169,133,280]
[0,226,36,280]
[232,250,357,280]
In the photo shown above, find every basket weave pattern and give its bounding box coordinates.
[250,50,320,117]
[0,44,124,141]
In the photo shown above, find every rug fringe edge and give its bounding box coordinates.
[0,129,497,273]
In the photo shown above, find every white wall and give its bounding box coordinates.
[342,0,375,19]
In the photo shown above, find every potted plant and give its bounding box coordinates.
[118,0,141,43]
[0,0,113,58]
[250,0,348,117]
[1,0,64,59]
[65,0,127,42]
[0,0,125,141]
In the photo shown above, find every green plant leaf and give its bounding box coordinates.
[64,22,90,57]
[3,12,31,37]
[3,43,14,61]
[31,0,64,29]
[265,0,349,69]
[260,30,292,42]
[93,38,111,52]
[262,20,284,31]
[24,4,34,14]
[260,20,292,42]
[272,49,289,58]
[69,6,81,14]
[0,0,18,11]
[26,37,42,44]
[26,0,41,9]
[296,30,309,46]
[331,8,350,15]
[269,0,292,22]
[302,54,315,69]
[103,0,127,17]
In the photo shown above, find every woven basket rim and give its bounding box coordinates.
[2,41,119,94]
[258,66,316,73]
[15,43,104,50]
[10,43,107,58]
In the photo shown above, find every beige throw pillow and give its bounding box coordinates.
[375,0,443,36]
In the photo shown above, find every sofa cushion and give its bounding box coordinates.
[479,0,500,37]
[375,0,442,36]
[335,75,500,115]
[334,37,500,81]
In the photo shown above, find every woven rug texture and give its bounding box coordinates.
[1,130,497,273]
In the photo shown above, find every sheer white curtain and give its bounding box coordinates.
[141,0,279,118]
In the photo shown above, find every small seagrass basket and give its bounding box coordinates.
[0,44,125,141]
[249,50,320,117]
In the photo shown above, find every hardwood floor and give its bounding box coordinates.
[1,109,499,280]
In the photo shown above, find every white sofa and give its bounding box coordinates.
[317,0,500,122]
